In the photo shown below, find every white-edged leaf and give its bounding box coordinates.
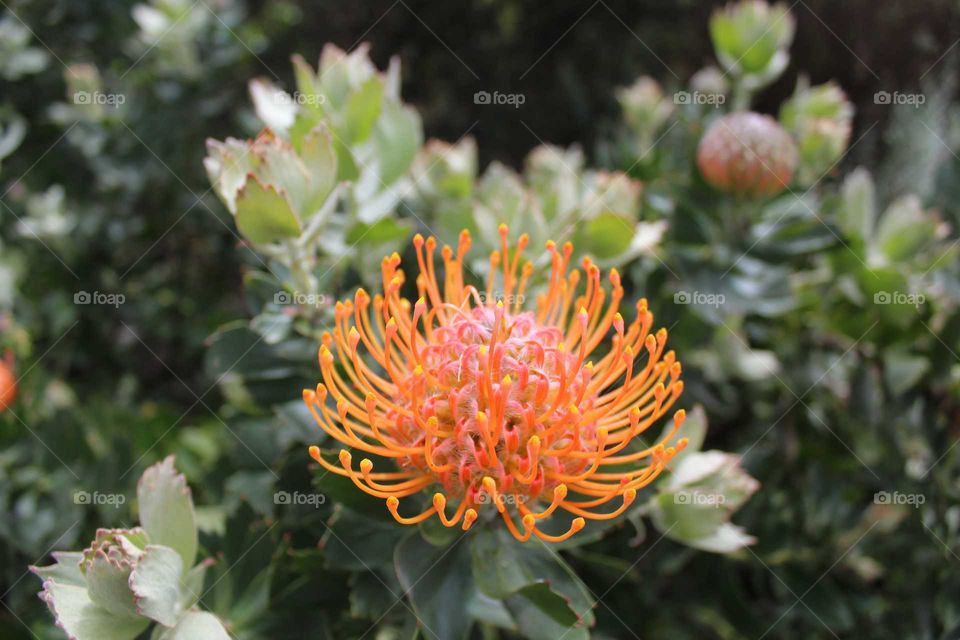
[137,456,197,570]
[31,552,86,587]
[85,552,138,619]
[154,611,231,640]
[39,581,148,640]
[130,545,184,627]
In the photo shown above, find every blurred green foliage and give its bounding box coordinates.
[2,0,960,639]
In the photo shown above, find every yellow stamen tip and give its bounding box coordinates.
[572,517,585,532]
[360,459,373,473]
[555,484,568,499]
[308,445,321,462]
[433,493,446,509]
[338,450,352,465]
[522,514,536,530]
[387,496,400,509]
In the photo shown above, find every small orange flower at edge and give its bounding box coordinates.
[305,224,686,542]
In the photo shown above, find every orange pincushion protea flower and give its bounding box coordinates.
[305,225,686,542]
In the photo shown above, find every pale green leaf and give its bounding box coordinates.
[130,545,185,626]
[137,456,197,571]
[39,581,148,640]
[154,611,231,640]
[233,177,301,245]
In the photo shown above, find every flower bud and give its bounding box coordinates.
[779,78,854,185]
[710,1,795,82]
[0,357,15,411]
[689,66,730,98]
[80,528,149,618]
[616,76,674,138]
[697,112,798,197]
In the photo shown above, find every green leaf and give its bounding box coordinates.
[344,77,385,143]
[574,211,635,260]
[373,101,422,185]
[837,167,876,242]
[299,125,338,216]
[469,528,595,630]
[333,136,360,182]
[31,552,86,587]
[234,177,302,244]
[130,545,185,626]
[85,551,139,619]
[137,456,197,570]
[874,195,938,263]
[345,217,411,246]
[39,581,149,640]
[180,561,211,610]
[153,611,231,640]
[348,570,399,619]
[324,507,406,570]
[394,533,473,640]
[504,583,589,640]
